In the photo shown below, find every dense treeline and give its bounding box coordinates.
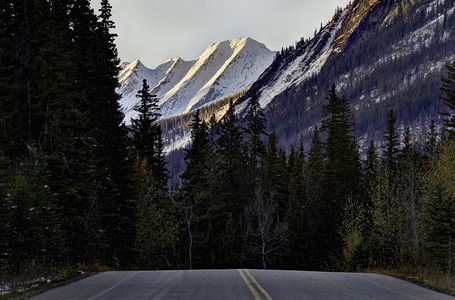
[158,89,247,137]
[161,89,247,188]
[172,56,455,272]
[0,0,139,273]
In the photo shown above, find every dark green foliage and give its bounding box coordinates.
[441,53,455,135]
[245,91,267,183]
[179,109,212,268]
[285,149,308,269]
[6,149,65,272]
[132,79,160,161]
[383,109,400,172]
[212,100,249,266]
[0,0,139,271]
[317,85,362,268]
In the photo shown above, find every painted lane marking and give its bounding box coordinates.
[87,272,139,300]
[238,269,261,300]
[243,269,273,300]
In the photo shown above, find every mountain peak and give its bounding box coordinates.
[117,38,275,123]
[164,57,182,64]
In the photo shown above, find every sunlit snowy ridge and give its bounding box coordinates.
[117,37,276,124]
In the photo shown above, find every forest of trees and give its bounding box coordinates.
[172,75,455,273]
[1,0,455,287]
[0,0,138,272]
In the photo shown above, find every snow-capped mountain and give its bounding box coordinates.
[117,37,275,123]
[235,0,455,152]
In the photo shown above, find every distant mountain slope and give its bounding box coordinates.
[117,38,275,123]
[237,0,455,152]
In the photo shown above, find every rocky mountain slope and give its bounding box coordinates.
[117,38,275,123]
[236,0,455,152]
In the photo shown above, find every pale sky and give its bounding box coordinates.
[90,0,351,68]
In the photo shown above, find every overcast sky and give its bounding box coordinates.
[90,0,351,68]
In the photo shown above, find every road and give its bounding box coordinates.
[30,269,454,299]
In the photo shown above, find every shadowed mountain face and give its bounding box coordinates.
[117,38,275,124]
[237,0,455,152]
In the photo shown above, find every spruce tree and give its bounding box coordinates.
[318,84,362,268]
[244,91,267,184]
[424,140,455,275]
[0,0,15,157]
[383,109,399,173]
[396,127,422,264]
[180,109,211,268]
[90,0,137,267]
[441,53,455,135]
[213,99,247,266]
[285,148,308,269]
[132,79,160,162]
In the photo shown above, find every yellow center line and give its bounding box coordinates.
[243,269,273,300]
[238,269,261,300]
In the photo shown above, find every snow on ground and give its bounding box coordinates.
[0,276,57,296]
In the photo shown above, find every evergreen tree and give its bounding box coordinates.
[396,128,422,265]
[423,139,455,275]
[0,151,12,269]
[306,125,324,204]
[244,91,267,184]
[424,120,438,159]
[318,84,362,269]
[365,140,378,177]
[180,109,211,268]
[90,0,137,268]
[131,79,159,162]
[383,109,400,173]
[285,148,308,269]
[213,99,248,266]
[441,53,455,135]
[0,0,15,157]
[260,131,288,219]
[7,149,65,272]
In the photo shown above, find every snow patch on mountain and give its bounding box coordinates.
[257,11,347,109]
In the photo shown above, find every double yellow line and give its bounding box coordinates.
[237,269,272,300]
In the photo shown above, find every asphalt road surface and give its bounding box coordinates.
[30,269,454,299]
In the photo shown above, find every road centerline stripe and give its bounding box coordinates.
[238,269,261,300]
[243,269,273,300]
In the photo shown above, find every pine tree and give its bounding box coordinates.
[244,91,267,184]
[318,84,362,268]
[423,139,455,275]
[259,131,288,220]
[285,148,308,269]
[0,1,15,157]
[89,0,137,267]
[396,128,422,264]
[424,120,438,159]
[180,109,211,268]
[441,53,455,135]
[383,109,399,173]
[0,150,13,269]
[7,149,65,271]
[213,99,248,266]
[132,79,159,161]
[365,140,378,177]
